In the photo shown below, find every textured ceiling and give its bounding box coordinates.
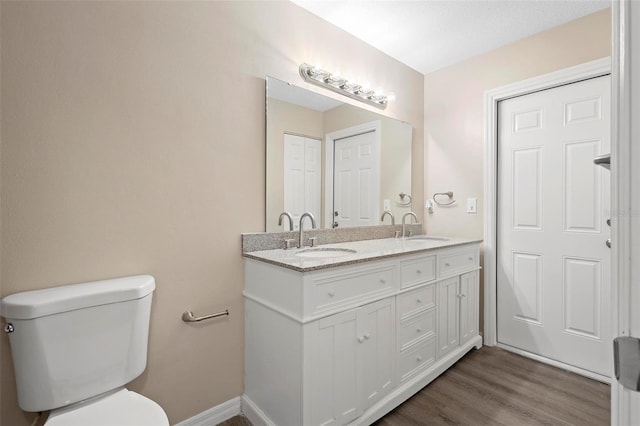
[291,0,610,74]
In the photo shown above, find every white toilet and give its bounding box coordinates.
[1,275,169,425]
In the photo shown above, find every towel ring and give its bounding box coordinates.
[397,192,412,206]
[433,191,456,206]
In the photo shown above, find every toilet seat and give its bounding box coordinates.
[45,388,169,426]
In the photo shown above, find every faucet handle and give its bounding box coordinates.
[284,239,297,250]
[309,237,317,247]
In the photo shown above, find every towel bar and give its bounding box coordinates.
[182,309,229,323]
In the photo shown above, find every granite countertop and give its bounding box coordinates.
[243,236,482,272]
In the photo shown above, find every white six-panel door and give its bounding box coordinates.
[284,134,321,230]
[497,76,612,378]
[333,131,378,228]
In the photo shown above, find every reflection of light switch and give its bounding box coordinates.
[383,199,391,210]
[467,198,477,214]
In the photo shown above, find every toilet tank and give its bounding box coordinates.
[0,275,156,412]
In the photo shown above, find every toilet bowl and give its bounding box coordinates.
[1,275,169,425]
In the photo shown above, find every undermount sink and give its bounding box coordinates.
[295,247,357,258]
[407,235,450,242]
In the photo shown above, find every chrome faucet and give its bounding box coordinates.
[380,210,395,225]
[402,212,418,238]
[278,211,294,231]
[298,212,317,248]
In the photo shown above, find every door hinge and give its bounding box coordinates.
[614,336,640,391]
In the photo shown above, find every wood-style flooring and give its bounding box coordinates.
[218,346,610,426]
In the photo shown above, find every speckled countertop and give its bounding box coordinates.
[243,236,482,272]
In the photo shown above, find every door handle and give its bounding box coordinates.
[614,337,640,391]
[606,239,611,248]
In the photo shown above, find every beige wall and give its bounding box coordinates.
[0,1,424,425]
[423,8,611,332]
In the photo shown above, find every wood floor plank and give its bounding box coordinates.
[373,347,610,426]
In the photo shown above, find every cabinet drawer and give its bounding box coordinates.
[312,267,395,313]
[439,249,478,277]
[398,309,435,351]
[397,284,435,320]
[398,337,436,383]
[400,255,436,288]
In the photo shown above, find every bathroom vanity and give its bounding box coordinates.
[242,236,482,426]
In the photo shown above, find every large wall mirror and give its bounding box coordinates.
[266,76,413,232]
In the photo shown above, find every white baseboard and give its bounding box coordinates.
[496,343,611,384]
[174,396,241,426]
[241,394,275,426]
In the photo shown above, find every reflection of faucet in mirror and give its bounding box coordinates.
[298,212,317,248]
[402,212,418,238]
[278,211,294,231]
[380,210,395,225]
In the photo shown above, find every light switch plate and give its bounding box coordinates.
[466,198,477,214]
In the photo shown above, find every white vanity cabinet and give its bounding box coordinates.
[243,241,481,426]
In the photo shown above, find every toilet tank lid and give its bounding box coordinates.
[0,275,155,320]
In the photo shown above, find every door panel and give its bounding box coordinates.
[438,277,459,358]
[333,131,377,228]
[284,134,321,230]
[497,76,611,378]
[459,271,479,345]
[357,298,395,411]
[311,310,359,426]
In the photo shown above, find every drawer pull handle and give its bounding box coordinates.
[328,290,335,297]
[416,269,422,274]
[416,298,422,304]
[417,328,423,333]
[416,356,423,362]
[445,263,450,267]
[380,279,387,284]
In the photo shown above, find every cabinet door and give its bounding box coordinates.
[357,297,395,411]
[437,277,460,358]
[459,271,479,345]
[310,309,359,426]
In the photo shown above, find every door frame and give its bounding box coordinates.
[611,1,635,424]
[324,120,381,228]
[483,57,611,347]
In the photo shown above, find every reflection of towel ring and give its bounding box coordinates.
[397,192,412,206]
[433,191,456,206]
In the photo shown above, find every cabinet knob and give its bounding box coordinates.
[416,298,422,304]
[364,333,371,340]
[416,269,422,274]
[416,356,423,362]
[328,290,335,297]
[357,336,365,343]
[445,263,450,267]
[380,279,386,284]
[416,328,423,333]
[468,257,473,261]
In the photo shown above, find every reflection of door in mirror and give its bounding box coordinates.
[331,127,379,228]
[283,134,321,231]
[266,76,412,232]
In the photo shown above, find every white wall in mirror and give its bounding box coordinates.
[266,76,413,232]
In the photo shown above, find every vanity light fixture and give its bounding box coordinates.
[299,63,389,109]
